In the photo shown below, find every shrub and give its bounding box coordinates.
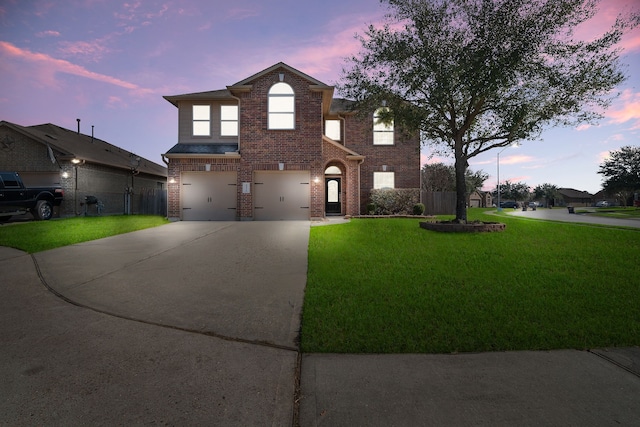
[366,203,377,215]
[413,203,425,215]
[369,188,420,215]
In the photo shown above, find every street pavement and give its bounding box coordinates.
[503,206,640,228]
[1,218,639,426]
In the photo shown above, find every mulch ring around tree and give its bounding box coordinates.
[419,221,506,233]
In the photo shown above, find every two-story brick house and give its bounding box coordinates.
[163,62,420,221]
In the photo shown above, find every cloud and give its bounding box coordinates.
[36,30,61,37]
[499,154,535,165]
[58,39,113,62]
[573,0,640,53]
[606,89,640,129]
[0,41,153,95]
[285,12,385,84]
[226,8,260,21]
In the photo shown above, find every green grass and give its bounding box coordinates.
[301,209,640,354]
[0,215,169,253]
[577,207,640,219]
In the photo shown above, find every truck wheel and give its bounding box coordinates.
[34,200,53,220]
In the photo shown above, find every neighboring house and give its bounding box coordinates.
[162,62,420,221]
[469,191,493,208]
[592,190,617,207]
[555,188,593,207]
[0,120,167,217]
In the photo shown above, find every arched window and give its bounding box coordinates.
[268,82,295,129]
[373,107,394,145]
[325,166,342,175]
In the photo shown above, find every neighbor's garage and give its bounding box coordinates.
[181,172,237,220]
[253,171,310,220]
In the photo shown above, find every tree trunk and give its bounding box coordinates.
[454,145,468,222]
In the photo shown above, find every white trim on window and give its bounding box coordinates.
[373,107,394,145]
[268,82,295,130]
[325,119,341,140]
[192,105,211,136]
[220,105,238,136]
[373,171,395,189]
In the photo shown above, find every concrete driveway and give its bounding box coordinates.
[1,221,309,426]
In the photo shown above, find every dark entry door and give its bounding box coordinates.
[325,178,341,214]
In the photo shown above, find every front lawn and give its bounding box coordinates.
[301,210,640,353]
[0,215,169,253]
[578,207,640,219]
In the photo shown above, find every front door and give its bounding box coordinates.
[325,178,341,214]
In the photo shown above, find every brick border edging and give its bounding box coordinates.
[419,221,506,233]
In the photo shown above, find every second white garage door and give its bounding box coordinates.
[254,171,310,220]
[182,172,237,220]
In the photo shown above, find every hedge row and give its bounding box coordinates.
[368,188,422,215]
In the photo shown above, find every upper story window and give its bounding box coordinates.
[220,105,238,136]
[192,105,211,136]
[325,119,341,141]
[373,107,394,145]
[268,82,295,130]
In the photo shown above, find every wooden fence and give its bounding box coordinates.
[421,191,456,215]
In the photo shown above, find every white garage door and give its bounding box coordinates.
[182,172,237,220]
[254,171,310,220]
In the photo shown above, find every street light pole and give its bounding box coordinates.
[496,143,519,211]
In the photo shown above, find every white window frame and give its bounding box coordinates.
[268,82,295,130]
[192,105,211,136]
[220,105,238,137]
[373,172,395,189]
[373,107,394,145]
[325,119,341,140]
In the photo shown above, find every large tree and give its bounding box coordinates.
[598,145,640,206]
[340,0,638,222]
[533,183,560,208]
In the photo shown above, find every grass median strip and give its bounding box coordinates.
[0,215,169,253]
[301,209,640,354]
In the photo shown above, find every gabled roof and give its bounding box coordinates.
[322,136,364,160]
[231,62,330,87]
[0,121,166,177]
[329,98,356,115]
[162,62,337,115]
[558,188,593,198]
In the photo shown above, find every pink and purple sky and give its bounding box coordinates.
[1,0,638,194]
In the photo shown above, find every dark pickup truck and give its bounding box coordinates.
[0,171,64,221]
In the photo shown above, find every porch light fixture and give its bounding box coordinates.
[205,164,211,171]
[382,165,387,171]
[279,162,284,171]
[169,177,176,184]
[279,73,285,82]
[314,177,320,183]
[61,171,69,179]
[71,158,84,164]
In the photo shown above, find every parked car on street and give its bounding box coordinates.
[595,201,609,207]
[0,171,64,221]
[500,201,519,209]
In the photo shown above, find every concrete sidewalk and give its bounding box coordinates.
[1,220,640,426]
